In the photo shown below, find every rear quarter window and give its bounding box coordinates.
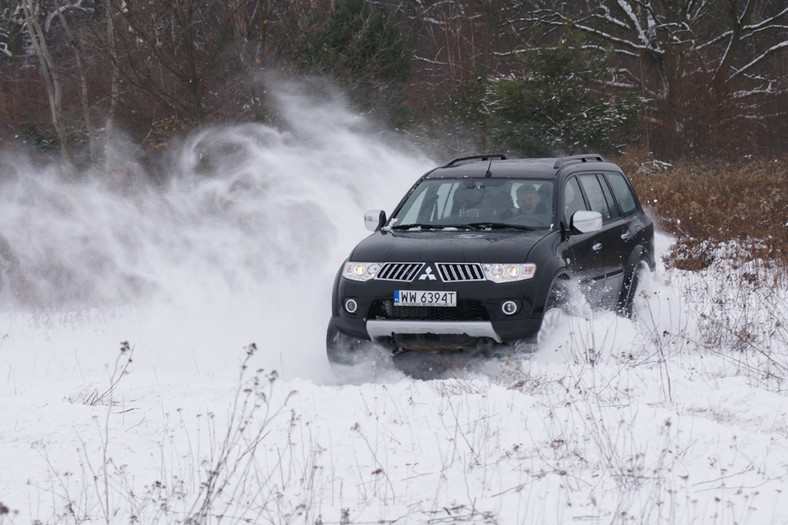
[606,172,638,215]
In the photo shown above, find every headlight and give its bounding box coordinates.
[482,263,536,283]
[342,262,380,282]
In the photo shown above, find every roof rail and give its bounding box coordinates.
[553,154,605,169]
[443,153,507,168]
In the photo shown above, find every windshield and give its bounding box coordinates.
[390,178,554,230]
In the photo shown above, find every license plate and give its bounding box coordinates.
[394,290,457,307]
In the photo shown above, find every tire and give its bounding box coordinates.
[505,276,569,354]
[545,276,570,312]
[326,319,369,366]
[618,260,649,318]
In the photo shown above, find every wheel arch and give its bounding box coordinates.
[533,263,571,316]
[624,244,654,279]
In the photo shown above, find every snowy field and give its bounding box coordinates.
[1,87,787,524]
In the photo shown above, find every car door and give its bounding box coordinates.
[598,172,639,294]
[562,176,607,302]
[576,173,629,306]
[603,170,648,283]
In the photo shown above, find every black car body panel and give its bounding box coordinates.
[328,154,654,360]
[349,229,547,263]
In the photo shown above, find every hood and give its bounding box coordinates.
[349,229,551,263]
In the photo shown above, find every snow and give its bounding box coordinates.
[1,85,787,524]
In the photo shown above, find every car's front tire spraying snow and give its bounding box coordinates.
[326,319,370,366]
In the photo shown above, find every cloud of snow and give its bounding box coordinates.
[0,79,430,385]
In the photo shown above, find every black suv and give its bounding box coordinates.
[327,154,654,370]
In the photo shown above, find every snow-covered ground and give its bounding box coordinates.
[1,86,786,524]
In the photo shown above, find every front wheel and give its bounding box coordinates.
[506,276,570,353]
[545,276,571,312]
[326,319,370,366]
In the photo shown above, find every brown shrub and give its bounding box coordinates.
[618,150,788,270]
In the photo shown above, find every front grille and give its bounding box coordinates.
[436,263,485,282]
[368,299,489,321]
[375,262,424,282]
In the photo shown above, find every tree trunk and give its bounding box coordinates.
[55,0,97,165]
[20,0,71,170]
[104,0,121,175]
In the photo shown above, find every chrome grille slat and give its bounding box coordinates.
[405,264,422,281]
[376,262,424,282]
[377,262,485,282]
[474,265,484,280]
[436,263,485,282]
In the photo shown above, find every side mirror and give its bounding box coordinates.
[364,209,387,231]
[571,210,603,234]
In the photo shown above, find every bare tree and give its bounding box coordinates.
[102,0,119,171]
[1,0,103,167]
[1,0,784,160]
[54,0,98,163]
[100,0,284,147]
[505,0,788,156]
[19,0,70,161]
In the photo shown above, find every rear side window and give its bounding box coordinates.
[597,174,621,220]
[578,174,614,222]
[606,172,638,215]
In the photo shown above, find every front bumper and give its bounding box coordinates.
[332,272,550,347]
[366,320,503,343]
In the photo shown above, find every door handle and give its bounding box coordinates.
[592,242,603,252]
[620,232,631,240]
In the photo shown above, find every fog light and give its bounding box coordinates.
[501,300,518,315]
[344,298,358,314]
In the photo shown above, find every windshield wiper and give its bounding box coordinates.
[391,222,535,232]
[390,223,446,230]
[464,222,535,231]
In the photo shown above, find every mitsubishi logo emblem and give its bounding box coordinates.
[418,266,437,280]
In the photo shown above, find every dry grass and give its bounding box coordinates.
[618,150,787,270]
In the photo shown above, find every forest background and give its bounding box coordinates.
[1,0,786,166]
[1,0,786,265]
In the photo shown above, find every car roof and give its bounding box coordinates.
[425,155,621,180]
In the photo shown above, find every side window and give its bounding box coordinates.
[606,172,638,215]
[597,173,621,220]
[563,177,586,225]
[578,173,613,222]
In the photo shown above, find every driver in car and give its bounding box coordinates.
[505,184,550,225]
[516,185,542,213]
